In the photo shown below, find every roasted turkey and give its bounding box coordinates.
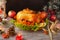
[16,8,47,25]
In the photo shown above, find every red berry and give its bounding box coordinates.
[16,34,23,40]
[50,11,55,15]
[50,15,56,21]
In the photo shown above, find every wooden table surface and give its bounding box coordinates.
[0,18,60,40]
[0,27,60,40]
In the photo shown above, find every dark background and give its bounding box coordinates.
[6,0,49,14]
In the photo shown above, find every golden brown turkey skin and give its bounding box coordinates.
[16,9,36,25]
[16,8,47,26]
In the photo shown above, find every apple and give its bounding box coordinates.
[2,33,9,38]
[50,15,57,21]
[16,33,23,40]
[8,10,16,18]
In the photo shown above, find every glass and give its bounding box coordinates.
[0,0,6,18]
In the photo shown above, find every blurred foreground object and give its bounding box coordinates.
[0,0,7,18]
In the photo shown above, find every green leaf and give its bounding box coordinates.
[10,19,16,24]
[31,24,39,31]
[46,19,49,25]
[15,23,31,30]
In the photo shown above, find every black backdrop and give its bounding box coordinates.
[6,0,49,14]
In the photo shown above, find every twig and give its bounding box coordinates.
[48,23,53,40]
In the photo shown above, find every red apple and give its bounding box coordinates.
[8,10,16,18]
[2,33,9,38]
[50,15,57,21]
[16,33,23,40]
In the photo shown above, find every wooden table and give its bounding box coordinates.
[0,18,60,40]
